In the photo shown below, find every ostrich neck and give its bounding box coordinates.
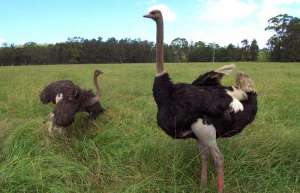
[94,75,101,97]
[156,19,164,75]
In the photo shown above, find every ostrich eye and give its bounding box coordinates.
[150,11,155,14]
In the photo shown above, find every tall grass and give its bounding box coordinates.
[0,63,299,193]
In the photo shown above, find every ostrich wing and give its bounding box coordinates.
[192,64,236,87]
[40,80,80,104]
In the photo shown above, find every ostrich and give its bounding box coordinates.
[191,70,257,190]
[144,10,257,193]
[40,70,105,135]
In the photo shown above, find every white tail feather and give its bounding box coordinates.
[214,64,236,75]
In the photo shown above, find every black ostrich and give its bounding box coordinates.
[40,70,105,135]
[144,10,257,193]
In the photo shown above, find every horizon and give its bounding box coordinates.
[1,0,300,48]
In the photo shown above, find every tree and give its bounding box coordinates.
[188,41,211,62]
[250,39,259,61]
[170,38,189,62]
[0,36,262,65]
[241,39,250,61]
[266,14,300,61]
[226,44,241,61]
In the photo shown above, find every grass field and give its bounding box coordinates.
[0,62,299,193]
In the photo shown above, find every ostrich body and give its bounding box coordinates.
[193,72,257,138]
[144,10,257,193]
[40,70,104,133]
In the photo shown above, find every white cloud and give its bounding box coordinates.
[257,0,290,26]
[257,0,300,22]
[184,25,272,48]
[194,0,300,47]
[269,0,300,4]
[254,0,300,43]
[197,0,258,23]
[148,4,176,22]
[0,37,5,45]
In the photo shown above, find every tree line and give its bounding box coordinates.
[0,14,299,66]
[0,37,259,66]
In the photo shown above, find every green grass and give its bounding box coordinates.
[0,62,299,193]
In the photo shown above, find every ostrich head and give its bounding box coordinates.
[143,10,163,22]
[94,69,103,77]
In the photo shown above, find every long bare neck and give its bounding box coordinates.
[93,73,101,97]
[156,18,164,74]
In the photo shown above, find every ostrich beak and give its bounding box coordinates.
[143,14,152,18]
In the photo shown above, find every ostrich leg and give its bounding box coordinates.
[209,143,224,193]
[192,118,224,193]
[47,112,55,137]
[198,141,209,187]
[47,112,65,137]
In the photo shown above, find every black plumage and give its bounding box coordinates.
[153,73,233,139]
[144,9,257,193]
[191,70,258,138]
[214,91,257,138]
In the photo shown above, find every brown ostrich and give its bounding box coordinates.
[40,69,105,136]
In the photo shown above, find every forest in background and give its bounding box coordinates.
[0,14,299,66]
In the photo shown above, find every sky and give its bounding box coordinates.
[0,0,300,48]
